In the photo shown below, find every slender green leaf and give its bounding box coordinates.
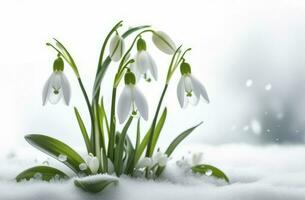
[149,108,167,155]
[100,98,110,137]
[74,175,118,193]
[165,122,203,156]
[16,166,68,182]
[25,134,90,175]
[192,164,230,183]
[74,107,91,154]
[114,117,133,176]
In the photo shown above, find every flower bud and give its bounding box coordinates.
[53,56,64,71]
[137,38,147,51]
[180,62,191,75]
[124,70,136,85]
[109,34,125,61]
[152,31,176,55]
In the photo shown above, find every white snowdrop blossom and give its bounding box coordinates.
[117,71,149,123]
[109,33,125,61]
[85,153,100,174]
[42,57,71,105]
[177,62,209,108]
[152,31,177,55]
[130,38,158,81]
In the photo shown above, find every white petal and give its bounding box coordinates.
[48,72,63,104]
[42,73,54,105]
[88,157,99,174]
[133,86,148,121]
[190,75,210,103]
[177,76,185,108]
[60,72,71,105]
[152,31,177,55]
[107,158,114,173]
[146,53,158,81]
[188,93,199,106]
[135,51,149,74]
[109,35,125,61]
[130,62,141,82]
[117,86,132,124]
[184,75,193,93]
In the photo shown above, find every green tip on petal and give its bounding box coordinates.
[137,38,147,51]
[53,56,64,71]
[124,71,136,85]
[180,62,191,75]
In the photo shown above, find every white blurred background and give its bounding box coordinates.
[0,0,305,156]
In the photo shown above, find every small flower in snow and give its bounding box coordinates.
[109,33,125,61]
[177,61,209,108]
[130,38,158,81]
[42,56,71,105]
[117,70,149,124]
[85,153,99,174]
[152,151,168,167]
[152,31,177,55]
[137,157,153,168]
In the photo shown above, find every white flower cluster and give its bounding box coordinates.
[176,152,203,171]
[137,151,169,169]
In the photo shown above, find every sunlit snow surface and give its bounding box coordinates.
[1,144,305,200]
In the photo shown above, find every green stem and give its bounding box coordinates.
[145,84,168,157]
[107,87,117,160]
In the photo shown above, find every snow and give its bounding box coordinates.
[1,144,305,200]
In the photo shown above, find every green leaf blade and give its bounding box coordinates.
[74,107,92,154]
[149,108,167,155]
[25,134,89,175]
[165,121,203,157]
[16,166,68,182]
[74,174,118,193]
[191,164,230,183]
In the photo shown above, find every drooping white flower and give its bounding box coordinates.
[152,31,177,55]
[42,57,71,106]
[109,33,125,61]
[177,62,209,108]
[130,38,158,81]
[85,153,100,174]
[117,70,149,124]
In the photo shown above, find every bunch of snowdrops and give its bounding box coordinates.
[16,21,229,193]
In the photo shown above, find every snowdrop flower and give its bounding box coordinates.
[109,33,125,61]
[85,153,100,174]
[152,151,168,167]
[117,70,149,123]
[177,61,209,108]
[152,31,176,55]
[130,38,158,81]
[42,56,71,105]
